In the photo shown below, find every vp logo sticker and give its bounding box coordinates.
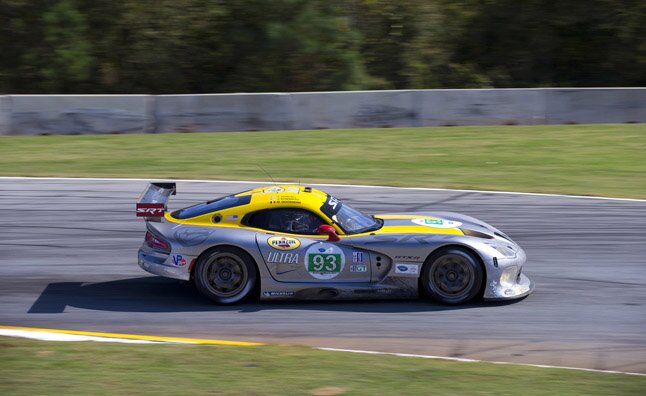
[172,255,187,266]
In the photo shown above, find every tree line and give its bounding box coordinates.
[1,0,644,94]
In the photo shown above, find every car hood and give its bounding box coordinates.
[373,212,511,240]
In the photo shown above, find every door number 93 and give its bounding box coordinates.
[307,254,341,273]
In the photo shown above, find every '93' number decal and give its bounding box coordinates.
[308,254,341,272]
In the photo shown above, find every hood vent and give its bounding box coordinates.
[461,228,494,239]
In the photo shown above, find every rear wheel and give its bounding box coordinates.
[194,247,257,304]
[421,247,483,305]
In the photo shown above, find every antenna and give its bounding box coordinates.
[257,164,277,186]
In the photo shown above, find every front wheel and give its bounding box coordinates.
[194,247,257,304]
[421,247,483,305]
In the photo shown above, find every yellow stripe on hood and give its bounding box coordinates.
[371,214,464,235]
[373,225,464,235]
[376,214,422,219]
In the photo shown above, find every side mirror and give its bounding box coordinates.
[317,224,340,242]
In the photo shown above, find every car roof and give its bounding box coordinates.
[168,184,332,225]
[237,184,326,199]
[236,185,330,211]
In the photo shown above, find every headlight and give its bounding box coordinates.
[500,265,518,285]
[490,244,516,258]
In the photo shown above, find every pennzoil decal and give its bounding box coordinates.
[411,218,462,229]
[267,236,301,250]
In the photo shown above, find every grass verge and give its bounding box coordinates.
[1,337,644,395]
[0,124,644,198]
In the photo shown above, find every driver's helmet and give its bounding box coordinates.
[283,211,311,233]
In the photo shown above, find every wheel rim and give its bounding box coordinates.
[428,253,475,300]
[202,253,248,298]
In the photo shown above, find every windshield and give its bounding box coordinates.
[320,195,382,234]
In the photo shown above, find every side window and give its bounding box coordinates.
[245,209,327,235]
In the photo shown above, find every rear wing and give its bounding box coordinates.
[136,182,176,220]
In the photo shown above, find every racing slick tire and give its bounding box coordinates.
[421,247,483,305]
[194,246,258,304]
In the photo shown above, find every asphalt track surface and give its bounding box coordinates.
[1,178,645,373]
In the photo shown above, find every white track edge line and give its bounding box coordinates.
[2,329,642,376]
[317,347,646,377]
[0,329,176,344]
[1,176,644,202]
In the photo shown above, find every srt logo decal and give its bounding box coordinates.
[136,203,165,217]
[172,255,187,266]
[136,205,165,217]
[321,195,343,218]
[327,196,339,210]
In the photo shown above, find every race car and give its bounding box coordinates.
[136,182,533,305]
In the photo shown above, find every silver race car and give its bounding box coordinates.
[137,182,533,305]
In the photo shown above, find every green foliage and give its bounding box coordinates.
[449,0,646,87]
[42,0,92,91]
[0,0,644,93]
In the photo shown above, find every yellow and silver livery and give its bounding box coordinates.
[137,183,533,305]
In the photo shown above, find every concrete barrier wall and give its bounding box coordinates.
[415,89,547,126]
[544,88,646,124]
[0,96,10,134]
[4,95,153,135]
[0,88,643,135]
[155,93,292,132]
[288,90,418,129]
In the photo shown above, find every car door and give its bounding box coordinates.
[248,208,372,283]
